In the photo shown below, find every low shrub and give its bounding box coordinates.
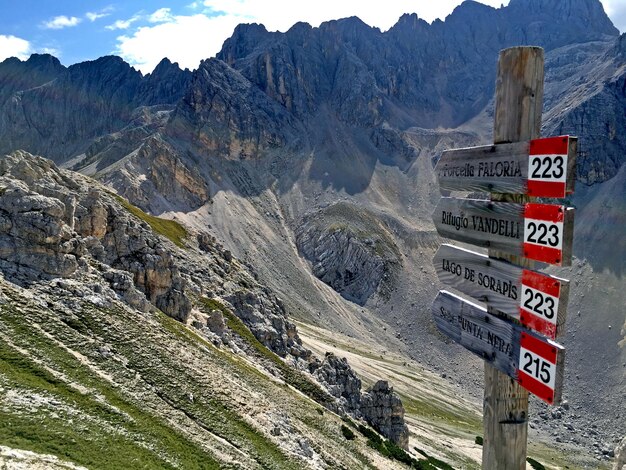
[340,425,355,440]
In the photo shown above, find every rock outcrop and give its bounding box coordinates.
[361,381,410,450]
[0,176,84,280]
[310,354,409,449]
[0,151,189,319]
[312,353,362,414]
[98,134,211,214]
[296,203,401,305]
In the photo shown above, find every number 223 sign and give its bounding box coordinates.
[435,135,576,197]
[433,198,575,266]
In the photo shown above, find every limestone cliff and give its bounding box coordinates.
[296,203,402,306]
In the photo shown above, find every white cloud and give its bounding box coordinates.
[43,15,82,30]
[115,14,239,73]
[0,35,32,61]
[106,16,140,30]
[86,8,113,22]
[39,47,61,57]
[149,8,174,23]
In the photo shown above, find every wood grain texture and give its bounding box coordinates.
[436,136,577,196]
[433,197,525,253]
[436,141,529,194]
[433,244,569,339]
[565,137,578,196]
[561,207,575,266]
[493,47,544,145]
[431,290,520,378]
[484,46,544,470]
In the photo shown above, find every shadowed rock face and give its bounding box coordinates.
[218,0,619,129]
[166,58,296,160]
[0,55,192,161]
[296,203,402,306]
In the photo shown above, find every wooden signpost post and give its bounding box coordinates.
[429,46,576,469]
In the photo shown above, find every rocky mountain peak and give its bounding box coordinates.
[507,0,619,37]
[150,57,180,76]
[321,15,373,31]
[390,13,429,32]
[24,53,64,70]
[220,23,273,65]
[67,55,142,84]
[447,0,497,18]
[286,21,313,35]
[140,57,193,105]
[0,53,65,104]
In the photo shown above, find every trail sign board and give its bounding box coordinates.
[434,244,569,339]
[436,135,577,198]
[432,197,574,266]
[431,290,565,404]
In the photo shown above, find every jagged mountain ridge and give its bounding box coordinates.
[0,55,192,161]
[0,0,625,466]
[217,0,618,128]
[0,0,623,181]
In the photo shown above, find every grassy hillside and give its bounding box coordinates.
[0,280,406,469]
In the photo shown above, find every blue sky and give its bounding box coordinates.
[1,1,624,74]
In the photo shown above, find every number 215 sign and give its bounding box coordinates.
[517,331,565,404]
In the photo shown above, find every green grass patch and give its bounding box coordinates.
[199,297,335,407]
[415,447,430,458]
[0,340,220,469]
[113,194,188,248]
[0,299,296,469]
[401,394,481,434]
[342,416,358,429]
[357,424,454,469]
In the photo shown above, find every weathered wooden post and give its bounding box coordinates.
[430,45,575,469]
[483,46,543,470]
